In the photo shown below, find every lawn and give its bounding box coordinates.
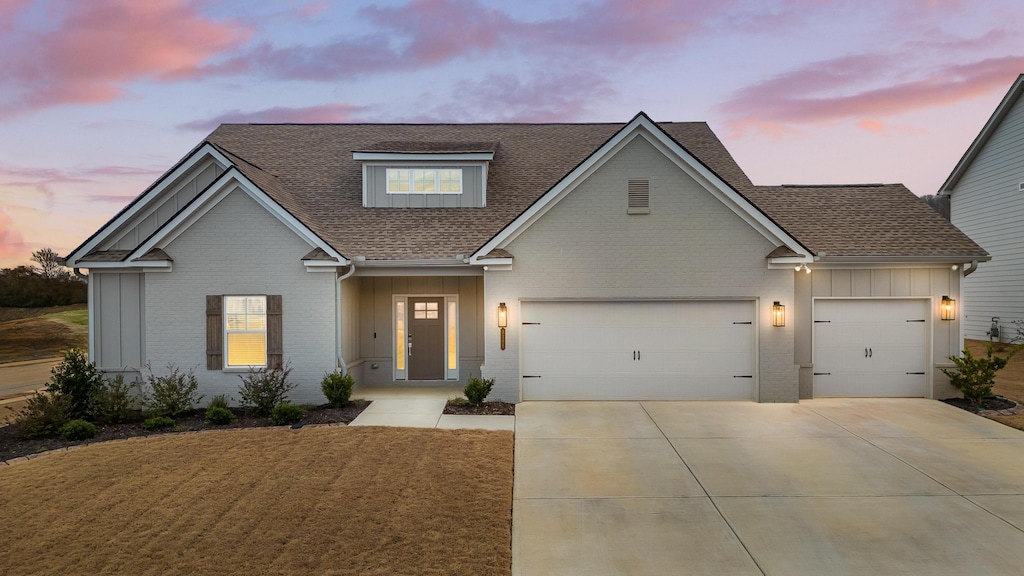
[0,304,88,362]
[965,338,1024,431]
[0,425,514,576]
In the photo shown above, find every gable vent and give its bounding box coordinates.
[627,179,650,214]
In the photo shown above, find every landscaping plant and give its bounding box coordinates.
[60,419,98,441]
[142,416,175,431]
[943,344,1017,407]
[321,370,354,408]
[238,363,295,416]
[48,348,103,419]
[464,375,495,405]
[270,402,304,426]
[204,406,235,425]
[12,391,72,438]
[89,375,140,424]
[142,363,203,417]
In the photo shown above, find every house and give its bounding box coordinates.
[940,73,1024,343]
[65,113,987,404]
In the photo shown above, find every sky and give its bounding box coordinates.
[1,0,1022,268]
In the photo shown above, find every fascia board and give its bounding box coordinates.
[127,168,350,265]
[353,152,494,161]
[66,143,230,266]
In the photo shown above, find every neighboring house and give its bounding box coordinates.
[66,113,987,404]
[941,73,1024,343]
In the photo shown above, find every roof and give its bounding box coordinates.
[940,74,1024,194]
[744,184,987,258]
[354,141,500,154]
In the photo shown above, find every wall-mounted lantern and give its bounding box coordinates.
[771,301,786,327]
[498,302,508,350]
[940,295,956,321]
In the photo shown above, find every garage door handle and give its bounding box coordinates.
[523,375,542,378]
[733,375,753,378]
[522,322,541,325]
[813,372,831,375]
[732,321,752,325]
[906,319,925,323]
[906,372,925,375]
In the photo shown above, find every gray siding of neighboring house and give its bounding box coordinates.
[795,267,962,400]
[145,187,337,406]
[363,164,485,208]
[348,275,485,386]
[481,134,798,403]
[951,94,1024,341]
[108,160,225,250]
[91,272,145,372]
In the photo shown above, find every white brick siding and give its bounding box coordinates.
[481,135,798,402]
[145,188,336,406]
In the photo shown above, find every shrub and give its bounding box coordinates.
[208,394,231,410]
[60,419,98,441]
[13,392,72,438]
[205,406,236,426]
[321,370,355,408]
[48,348,103,419]
[270,402,304,426]
[142,364,203,417]
[942,345,1012,407]
[464,375,495,405]
[238,364,295,417]
[143,416,175,431]
[89,375,140,424]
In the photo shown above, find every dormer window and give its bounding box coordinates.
[387,168,463,194]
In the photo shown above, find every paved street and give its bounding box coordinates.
[0,358,58,399]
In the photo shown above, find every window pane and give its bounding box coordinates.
[388,170,409,192]
[426,302,438,311]
[413,170,436,192]
[426,311,438,319]
[247,314,267,330]
[247,297,266,315]
[447,301,457,370]
[226,297,247,315]
[226,314,246,330]
[396,301,405,371]
[415,302,426,311]
[439,169,462,193]
[227,332,266,366]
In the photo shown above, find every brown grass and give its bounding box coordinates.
[0,304,87,362]
[965,339,1024,431]
[0,426,513,576]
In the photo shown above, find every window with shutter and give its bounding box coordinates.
[208,294,283,370]
[627,179,650,214]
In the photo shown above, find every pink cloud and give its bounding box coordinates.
[721,55,1024,136]
[0,0,250,117]
[858,119,887,134]
[0,208,31,264]
[178,103,366,131]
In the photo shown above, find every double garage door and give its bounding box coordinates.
[813,299,930,397]
[520,300,756,401]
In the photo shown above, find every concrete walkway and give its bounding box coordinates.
[349,386,515,431]
[513,398,1024,575]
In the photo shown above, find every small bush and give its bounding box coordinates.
[270,402,304,426]
[143,364,203,417]
[464,375,495,405]
[48,348,103,419]
[238,363,295,417]
[321,370,355,408]
[942,344,1013,407]
[208,394,231,410]
[89,375,140,424]
[205,406,236,426]
[60,419,98,441]
[13,392,72,438]
[143,416,175,431]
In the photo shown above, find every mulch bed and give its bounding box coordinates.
[942,395,1018,413]
[0,401,371,462]
[444,400,516,416]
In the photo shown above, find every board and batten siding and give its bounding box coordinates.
[950,92,1024,340]
[91,272,145,371]
[362,164,485,208]
[109,160,225,251]
[351,275,485,386]
[795,267,962,399]
[482,135,798,403]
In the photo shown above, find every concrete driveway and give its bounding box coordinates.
[513,399,1024,575]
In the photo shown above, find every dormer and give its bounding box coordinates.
[353,141,496,208]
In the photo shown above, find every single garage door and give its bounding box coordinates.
[520,300,756,400]
[813,299,929,397]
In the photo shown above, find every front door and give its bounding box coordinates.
[408,297,444,380]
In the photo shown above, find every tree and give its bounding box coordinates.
[31,247,71,279]
[919,194,950,220]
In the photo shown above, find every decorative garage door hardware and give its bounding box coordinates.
[865,348,873,357]
[522,322,541,325]
[523,375,541,378]
[906,319,926,322]
[814,320,831,323]
[814,372,832,375]
[733,321,752,324]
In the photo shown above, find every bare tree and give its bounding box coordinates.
[919,194,950,220]
[30,247,70,279]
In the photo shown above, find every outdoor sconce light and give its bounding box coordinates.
[497,302,508,350]
[940,295,956,321]
[771,301,786,327]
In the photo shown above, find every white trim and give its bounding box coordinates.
[67,144,232,266]
[223,295,268,369]
[353,151,494,161]
[355,266,483,277]
[79,261,172,269]
[126,167,349,266]
[470,114,810,264]
[807,258,987,269]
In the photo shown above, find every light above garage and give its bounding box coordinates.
[940,295,956,321]
[772,301,786,327]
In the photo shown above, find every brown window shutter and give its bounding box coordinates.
[267,295,283,369]
[206,295,223,370]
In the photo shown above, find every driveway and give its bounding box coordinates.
[513,399,1024,575]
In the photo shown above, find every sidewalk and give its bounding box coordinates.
[349,386,515,431]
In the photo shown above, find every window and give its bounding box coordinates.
[225,296,267,367]
[387,168,462,194]
[414,301,439,319]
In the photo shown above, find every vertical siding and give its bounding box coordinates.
[951,93,1024,339]
[363,165,484,207]
[92,272,145,369]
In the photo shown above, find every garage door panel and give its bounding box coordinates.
[521,301,755,401]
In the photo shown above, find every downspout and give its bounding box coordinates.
[336,264,356,375]
[963,260,979,277]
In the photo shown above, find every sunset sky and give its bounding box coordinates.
[1,0,1022,268]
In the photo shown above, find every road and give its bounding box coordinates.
[0,357,59,399]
